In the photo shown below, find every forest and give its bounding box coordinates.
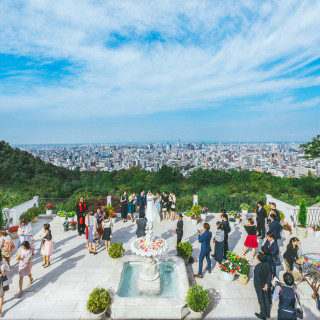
[1,140,320,212]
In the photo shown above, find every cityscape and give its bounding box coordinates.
[18,141,320,178]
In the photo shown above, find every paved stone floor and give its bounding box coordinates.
[3,214,320,320]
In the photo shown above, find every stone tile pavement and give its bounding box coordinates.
[2,214,320,319]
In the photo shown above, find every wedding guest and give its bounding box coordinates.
[18,219,33,248]
[76,196,87,236]
[268,213,282,241]
[102,213,113,252]
[40,224,53,268]
[136,214,147,238]
[194,223,212,278]
[88,212,98,254]
[173,213,183,245]
[221,213,231,260]
[256,201,267,239]
[169,191,176,221]
[128,192,136,222]
[120,190,128,223]
[242,218,258,260]
[283,237,302,280]
[268,202,280,223]
[137,189,147,219]
[0,230,15,267]
[17,240,34,298]
[254,253,272,320]
[161,191,170,220]
[261,246,275,277]
[273,272,301,320]
[154,192,162,218]
[212,221,224,265]
[264,232,280,277]
[85,212,90,249]
[0,259,10,317]
[95,208,103,246]
[220,209,227,220]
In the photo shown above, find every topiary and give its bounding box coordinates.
[176,242,193,259]
[298,198,307,228]
[186,285,210,313]
[87,287,111,314]
[108,243,125,259]
[26,207,42,218]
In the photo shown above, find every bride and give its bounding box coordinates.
[145,191,160,223]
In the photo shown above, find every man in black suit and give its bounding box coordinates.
[256,201,267,239]
[136,214,147,238]
[221,213,231,259]
[254,253,272,320]
[75,196,87,236]
[268,214,282,241]
[137,189,147,219]
[268,202,280,223]
[264,232,280,277]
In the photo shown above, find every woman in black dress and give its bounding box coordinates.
[169,190,176,221]
[120,190,128,223]
[101,214,113,252]
[174,213,184,245]
[161,191,169,220]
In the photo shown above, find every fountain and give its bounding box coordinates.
[109,222,190,319]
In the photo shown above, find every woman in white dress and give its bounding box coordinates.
[145,191,161,223]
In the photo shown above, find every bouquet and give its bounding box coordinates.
[45,204,54,210]
[8,226,19,233]
[240,203,250,210]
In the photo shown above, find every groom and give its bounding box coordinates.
[137,189,147,219]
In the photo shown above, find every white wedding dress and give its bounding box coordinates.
[145,194,161,223]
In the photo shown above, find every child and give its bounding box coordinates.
[101,213,113,251]
[40,224,53,268]
[0,230,15,267]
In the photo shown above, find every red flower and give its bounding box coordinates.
[224,267,226,270]
[244,266,247,269]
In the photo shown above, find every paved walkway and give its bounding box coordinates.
[2,215,320,319]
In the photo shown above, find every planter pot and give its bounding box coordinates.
[9,232,19,239]
[200,214,207,221]
[238,274,249,285]
[296,226,308,240]
[184,257,189,265]
[186,216,191,222]
[110,218,117,224]
[90,309,107,320]
[191,219,198,225]
[188,309,203,320]
[283,230,291,238]
[70,225,76,231]
[229,221,235,228]
[60,216,66,222]
[221,271,235,282]
[32,217,38,223]
[314,231,320,237]
[64,227,69,232]
[242,209,248,215]
[46,209,52,215]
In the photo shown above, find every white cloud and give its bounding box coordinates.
[0,0,320,118]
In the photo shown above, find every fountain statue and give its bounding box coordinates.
[130,221,168,293]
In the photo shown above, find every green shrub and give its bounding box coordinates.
[279,210,285,222]
[63,221,69,228]
[298,198,307,227]
[108,243,125,259]
[87,287,111,314]
[0,203,3,228]
[186,285,210,313]
[191,205,202,216]
[177,242,193,259]
[67,211,76,218]
[19,212,32,222]
[105,205,114,213]
[26,207,42,217]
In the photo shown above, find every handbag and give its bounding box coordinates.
[293,289,303,319]
[273,254,281,267]
[2,274,12,287]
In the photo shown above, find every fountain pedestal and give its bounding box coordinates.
[138,256,160,293]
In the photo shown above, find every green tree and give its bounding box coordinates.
[298,198,307,227]
[0,202,3,228]
[300,134,320,159]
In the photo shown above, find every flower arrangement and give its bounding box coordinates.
[87,287,111,315]
[45,203,54,210]
[177,242,193,259]
[235,212,242,220]
[58,211,67,217]
[101,205,115,214]
[184,210,193,217]
[185,285,209,313]
[200,207,208,214]
[240,203,250,210]
[191,205,202,216]
[283,223,292,232]
[312,225,320,232]
[137,238,165,252]
[8,226,19,233]
[108,243,125,259]
[109,212,117,218]
[219,262,236,274]
[228,211,237,218]
[67,211,76,218]
[190,214,200,221]
[236,257,251,276]
[70,221,77,226]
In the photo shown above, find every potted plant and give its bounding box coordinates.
[191,213,200,225]
[70,221,77,231]
[25,207,41,223]
[7,225,19,239]
[63,221,69,232]
[109,212,117,224]
[185,285,209,319]
[235,213,242,225]
[87,287,112,320]
[229,217,236,228]
[236,257,251,285]
[67,211,76,222]
[45,203,54,215]
[219,262,236,281]
[282,223,292,237]
[108,243,125,259]
[185,210,192,222]
[312,225,320,237]
[58,211,67,222]
[296,199,308,239]
[200,207,208,221]
[191,205,202,218]
[177,242,193,265]
[240,203,249,216]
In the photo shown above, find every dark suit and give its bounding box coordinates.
[254,262,272,319]
[268,220,282,241]
[137,193,147,218]
[76,201,87,235]
[222,220,231,259]
[264,239,280,276]
[198,231,212,276]
[268,208,280,223]
[136,218,147,237]
[256,206,267,238]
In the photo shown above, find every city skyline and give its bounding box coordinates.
[1,1,320,144]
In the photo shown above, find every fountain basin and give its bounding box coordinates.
[110,255,190,320]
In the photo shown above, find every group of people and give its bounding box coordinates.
[193,201,304,320]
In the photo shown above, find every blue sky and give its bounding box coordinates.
[0,0,320,144]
